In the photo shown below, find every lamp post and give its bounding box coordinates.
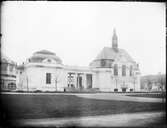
[24,66,29,92]
[116,77,118,89]
[133,76,136,92]
[55,67,63,92]
[55,78,57,91]
[158,72,165,103]
[26,75,29,92]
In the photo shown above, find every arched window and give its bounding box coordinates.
[122,65,126,76]
[1,63,8,71]
[130,65,133,76]
[114,64,118,76]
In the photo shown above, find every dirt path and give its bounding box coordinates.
[2,92,165,102]
[12,112,165,127]
[75,93,165,103]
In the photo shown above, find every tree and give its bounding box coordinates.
[157,74,166,102]
[54,68,63,91]
[147,79,152,91]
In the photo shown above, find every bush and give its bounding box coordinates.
[33,90,42,93]
[15,90,24,93]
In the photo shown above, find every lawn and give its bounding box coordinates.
[1,94,166,120]
[126,93,166,98]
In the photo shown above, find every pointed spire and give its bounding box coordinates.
[112,28,118,51]
[113,28,116,35]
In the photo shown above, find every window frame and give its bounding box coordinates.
[46,73,51,84]
[130,65,133,76]
[114,64,118,76]
[122,65,126,76]
[101,59,106,67]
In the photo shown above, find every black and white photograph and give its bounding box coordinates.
[0,1,166,127]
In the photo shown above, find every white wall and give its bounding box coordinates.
[24,66,66,91]
[17,60,141,92]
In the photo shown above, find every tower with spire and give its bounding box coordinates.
[112,28,118,51]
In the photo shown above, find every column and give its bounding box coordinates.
[83,74,86,89]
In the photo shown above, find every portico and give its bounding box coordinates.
[67,71,93,90]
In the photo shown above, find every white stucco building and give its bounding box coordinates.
[16,29,140,92]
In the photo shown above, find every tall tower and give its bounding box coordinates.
[112,28,118,51]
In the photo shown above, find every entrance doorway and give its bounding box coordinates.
[130,89,133,92]
[77,76,82,89]
[86,74,92,89]
[114,88,118,92]
[122,88,127,92]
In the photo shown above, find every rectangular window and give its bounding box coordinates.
[130,66,133,76]
[114,64,118,76]
[101,60,106,67]
[114,88,118,92]
[122,65,126,76]
[9,65,13,72]
[1,63,8,71]
[67,72,76,87]
[46,73,51,84]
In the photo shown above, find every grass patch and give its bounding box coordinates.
[126,93,166,98]
[1,94,166,120]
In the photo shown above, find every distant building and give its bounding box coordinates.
[140,75,166,92]
[151,82,161,91]
[16,29,140,92]
[0,54,17,91]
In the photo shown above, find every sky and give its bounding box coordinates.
[1,1,166,76]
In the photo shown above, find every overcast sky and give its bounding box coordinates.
[1,1,166,76]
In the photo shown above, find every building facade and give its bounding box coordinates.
[89,29,140,92]
[1,54,17,91]
[16,51,95,92]
[16,29,140,92]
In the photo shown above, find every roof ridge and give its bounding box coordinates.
[35,50,56,55]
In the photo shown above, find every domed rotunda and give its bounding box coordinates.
[28,50,62,64]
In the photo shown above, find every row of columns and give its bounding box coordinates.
[67,72,92,89]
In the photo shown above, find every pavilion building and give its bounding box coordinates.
[16,29,140,92]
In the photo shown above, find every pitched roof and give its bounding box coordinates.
[94,47,135,62]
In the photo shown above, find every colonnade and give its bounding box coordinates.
[67,72,92,89]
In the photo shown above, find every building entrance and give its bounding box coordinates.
[86,74,92,89]
[122,88,127,92]
[77,76,82,89]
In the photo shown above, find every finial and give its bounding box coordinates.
[112,28,118,51]
[113,28,116,35]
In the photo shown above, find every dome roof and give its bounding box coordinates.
[35,50,56,55]
[29,50,62,64]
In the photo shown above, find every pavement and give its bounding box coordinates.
[12,112,165,127]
